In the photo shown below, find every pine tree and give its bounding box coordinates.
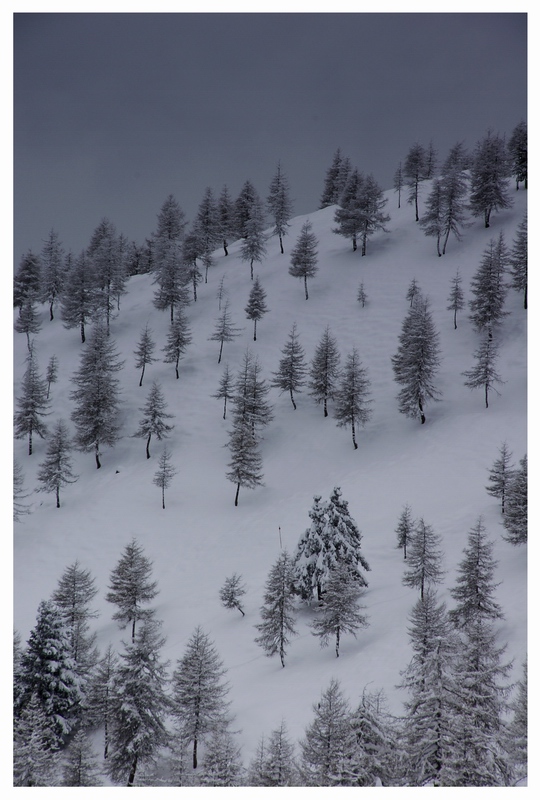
[320,148,349,207]
[293,494,329,602]
[13,692,61,786]
[106,618,170,786]
[288,219,318,299]
[182,228,204,301]
[425,139,438,178]
[86,644,118,759]
[509,213,527,309]
[213,362,234,419]
[87,217,126,335]
[310,561,369,657]
[469,130,513,228]
[404,142,426,222]
[469,233,509,338]
[39,228,65,321]
[502,454,527,545]
[350,688,398,786]
[217,184,235,256]
[13,459,32,521]
[162,309,192,378]
[402,517,445,600]
[504,660,527,784]
[326,486,371,586]
[152,194,188,322]
[36,419,78,508]
[106,539,159,643]
[245,275,269,340]
[406,277,420,308]
[395,503,414,559]
[14,249,41,311]
[333,167,365,251]
[508,120,527,190]
[171,625,231,770]
[271,322,307,410]
[198,725,244,786]
[267,161,293,254]
[420,178,445,256]
[216,273,228,310]
[358,173,390,256]
[70,321,124,468]
[254,550,298,668]
[463,334,504,408]
[486,441,515,514]
[14,347,50,455]
[439,154,470,255]
[134,324,157,386]
[226,416,264,506]
[234,179,261,239]
[133,380,174,459]
[232,349,274,436]
[219,573,247,617]
[61,250,96,343]
[15,293,42,349]
[61,728,103,786]
[255,720,297,786]
[45,354,59,398]
[391,293,442,424]
[334,347,372,449]
[357,282,368,307]
[153,446,177,509]
[447,269,465,329]
[240,204,267,280]
[195,186,221,283]
[393,161,404,208]
[209,300,242,364]
[308,325,341,417]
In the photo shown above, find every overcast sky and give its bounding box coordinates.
[14,11,527,262]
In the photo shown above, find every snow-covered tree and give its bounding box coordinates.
[45,353,58,398]
[61,728,103,786]
[226,416,264,506]
[391,293,442,424]
[106,618,170,786]
[310,561,369,657]
[87,217,126,335]
[86,644,118,759]
[509,213,527,309]
[14,347,50,455]
[293,494,329,602]
[425,139,438,179]
[333,167,365,251]
[463,334,504,408]
[334,347,372,449]
[254,549,298,668]
[267,161,293,254]
[14,294,42,350]
[234,179,261,239]
[357,282,368,308]
[13,692,61,786]
[70,321,124,468]
[36,419,78,508]
[486,441,515,514]
[502,454,527,546]
[240,205,267,280]
[308,324,341,417]
[232,349,274,437]
[249,720,297,786]
[39,228,65,321]
[402,517,445,600]
[162,309,192,379]
[508,120,527,190]
[198,725,244,786]
[403,142,426,222]
[288,219,318,299]
[153,446,177,509]
[61,250,96,343]
[245,275,269,340]
[13,459,31,521]
[133,380,174,459]
[209,299,242,364]
[320,147,351,207]
[419,178,445,256]
[219,573,246,617]
[350,688,398,786]
[357,173,390,256]
[213,362,234,420]
[395,503,414,560]
[469,130,513,228]
[393,161,404,208]
[14,249,41,311]
[439,153,470,255]
[216,273,228,310]
[182,228,204,301]
[217,184,236,256]
[195,186,221,282]
[134,324,157,386]
[504,660,527,784]
[406,277,420,308]
[152,194,189,321]
[171,625,231,769]
[469,232,509,339]
[106,539,159,643]
[271,322,307,410]
[447,269,465,330]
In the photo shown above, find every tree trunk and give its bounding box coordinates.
[234,482,240,506]
[323,397,328,418]
[56,486,60,509]
[304,275,309,300]
[28,430,33,456]
[419,398,426,425]
[253,319,257,341]
[175,357,180,379]
[361,232,367,257]
[352,235,357,252]
[223,240,228,257]
[351,421,358,449]
[162,486,166,509]
[289,388,297,410]
[218,340,224,364]
[80,321,85,344]
[170,304,174,324]
[146,433,151,459]
[250,259,254,280]
[127,754,138,787]
[453,308,458,330]
[279,235,284,255]
[484,208,491,228]
[485,383,489,409]
[131,617,136,644]
[193,737,198,770]
[335,626,340,658]
[524,286,527,310]
[139,364,145,387]
[95,442,101,469]
[49,301,54,321]
[223,397,227,420]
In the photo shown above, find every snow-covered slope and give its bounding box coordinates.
[13,181,527,763]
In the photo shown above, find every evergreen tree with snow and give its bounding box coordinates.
[14,294,42,350]
[106,618,170,786]
[13,459,31,521]
[320,148,350,207]
[289,219,318,299]
[36,419,78,508]
[333,167,365,251]
[198,725,244,786]
[419,178,445,256]
[226,415,264,507]
[14,347,50,455]
[357,282,368,307]
[509,213,527,309]
[61,249,96,343]
[39,228,65,321]
[61,727,103,786]
[195,186,221,282]
[86,644,118,758]
[502,454,527,545]
[152,195,189,322]
[254,550,298,668]
[402,517,444,600]
[13,692,61,786]
[217,184,235,256]
[182,227,204,301]
[171,625,231,770]
[267,161,293,254]
[439,152,470,255]
[70,321,124,468]
[134,323,157,386]
[87,217,126,335]
[219,573,247,617]
[326,486,371,585]
[308,324,341,417]
[14,249,41,311]
[250,720,297,786]
[393,161,404,208]
[504,660,527,784]
[216,273,228,310]
[240,204,267,280]
[508,120,527,190]
[469,130,513,228]
[406,277,420,308]
[310,561,369,657]
[469,232,509,338]
[293,494,329,602]
[357,173,390,256]
[45,353,58,398]
[350,688,398,786]
[391,293,442,424]
[162,308,192,378]
[133,380,174,459]
[463,334,504,408]
[209,299,242,364]
[395,503,414,559]
[447,269,465,329]
[230,350,273,438]
[271,322,307,410]
[213,362,234,420]
[245,275,269,340]
[403,142,427,222]
[153,446,177,509]
[486,441,515,514]
[424,139,438,179]
[334,347,372,449]
[106,538,159,643]
[234,179,261,239]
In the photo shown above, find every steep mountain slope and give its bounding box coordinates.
[13,180,527,766]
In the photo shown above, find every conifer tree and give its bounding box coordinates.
[267,161,293,254]
[152,194,188,322]
[357,282,368,307]
[106,539,159,643]
[425,139,438,179]
[395,503,414,559]
[14,249,41,311]
[209,300,242,364]
[403,142,426,222]
[13,459,32,521]
[45,354,59,398]
[216,273,228,310]
[39,228,65,321]
[153,446,177,509]
[334,347,372,449]
[219,573,247,617]
[15,293,42,349]
[308,325,341,417]
[245,275,269,340]
[198,725,244,786]
[162,309,192,378]
[310,561,369,657]
[333,167,365,251]
[439,154,470,255]
[14,347,50,455]
[234,179,261,239]
[133,380,174,459]
[509,213,527,309]
[240,206,267,280]
[508,120,527,190]
[293,494,329,602]
[87,217,126,335]
[447,269,465,329]
[469,130,513,228]
[502,454,527,545]
[86,644,118,759]
[358,173,390,256]
[171,626,231,769]
[226,416,264,506]
[393,161,404,208]
[254,550,298,668]
[402,518,445,600]
[195,186,221,282]
[61,728,103,786]
[213,362,234,420]
[462,334,504,408]
[350,688,398,786]
[469,233,509,338]
[217,184,235,256]
[251,720,297,786]
[36,419,78,508]
[288,219,318,299]
[13,692,61,786]
[61,250,96,343]
[70,321,124,468]
[134,324,157,386]
[271,322,307,410]
[320,148,349,207]
[232,349,274,436]
[406,277,420,308]
[505,660,527,784]
[486,441,515,514]
[182,228,204,301]
[420,178,445,256]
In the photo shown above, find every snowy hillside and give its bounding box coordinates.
[13,179,527,774]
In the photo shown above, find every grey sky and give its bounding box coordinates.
[14,12,527,262]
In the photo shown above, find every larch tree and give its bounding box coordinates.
[213,362,234,420]
[39,228,65,321]
[162,309,192,378]
[219,573,247,617]
[486,441,515,515]
[245,275,269,340]
[87,217,126,335]
[70,321,124,468]
[333,347,372,449]
[462,334,504,408]
[61,728,103,787]
[217,184,235,256]
[502,454,527,546]
[357,173,390,256]
[14,249,41,311]
[333,167,365,251]
[469,130,513,228]
[447,269,465,330]
[13,459,32,521]
[14,347,50,455]
[402,517,445,601]
[240,205,267,280]
[271,322,307,410]
[308,324,341,417]
[182,228,204,302]
[216,273,228,310]
[469,233,509,339]
[61,250,96,343]
[509,213,527,309]
[234,179,261,239]
[209,300,242,364]
[393,161,404,208]
[106,539,159,643]
[391,293,442,425]
[357,282,368,308]
[259,720,297,786]
[288,219,318,299]
[310,561,369,657]
[153,446,177,509]
[403,142,427,222]
[419,178,445,256]
[232,349,274,437]
[133,380,174,459]
[267,161,293,254]
[406,277,420,308]
[152,194,189,322]
[439,149,470,255]
[36,419,78,508]
[86,644,118,759]
[293,494,329,602]
[198,725,244,787]
[134,324,157,386]
[195,186,221,283]
[45,354,59,398]
[14,294,42,350]
[254,549,298,668]
[424,139,438,179]
[13,692,61,786]
[320,148,351,207]
[226,415,264,506]
[395,503,415,560]
[504,660,527,784]
[508,120,527,190]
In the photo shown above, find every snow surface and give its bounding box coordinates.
[13,179,527,785]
